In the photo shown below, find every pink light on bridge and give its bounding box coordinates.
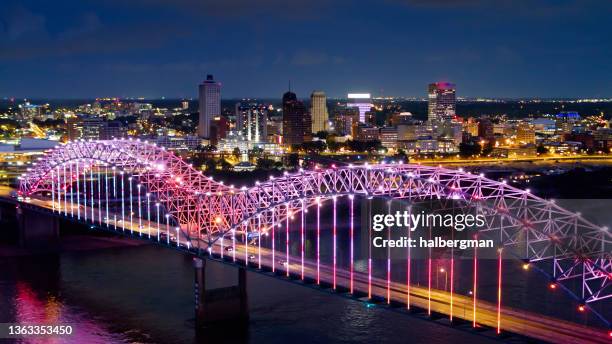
[473,238,478,328]
[349,195,354,294]
[333,196,337,290]
[428,254,432,316]
[387,200,391,304]
[317,198,321,285]
[450,255,454,322]
[368,198,372,299]
[406,205,411,309]
[301,200,305,280]
[286,204,290,277]
[258,215,262,270]
[16,140,612,333]
[272,208,275,273]
[497,248,503,335]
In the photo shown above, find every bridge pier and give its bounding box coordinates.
[193,257,249,328]
[16,205,59,250]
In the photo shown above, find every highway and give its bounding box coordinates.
[2,187,611,344]
[313,152,612,167]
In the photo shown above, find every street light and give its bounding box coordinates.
[439,267,448,291]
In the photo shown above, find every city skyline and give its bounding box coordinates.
[1,1,611,99]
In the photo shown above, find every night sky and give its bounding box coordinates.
[1,0,611,99]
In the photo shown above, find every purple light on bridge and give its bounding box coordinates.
[349,195,354,293]
[286,204,290,277]
[317,198,321,285]
[272,209,275,273]
[301,199,305,280]
[473,236,478,328]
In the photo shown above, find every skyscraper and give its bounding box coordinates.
[310,91,328,133]
[235,101,268,142]
[427,82,456,122]
[282,91,311,145]
[65,117,80,141]
[198,74,221,138]
[347,93,373,123]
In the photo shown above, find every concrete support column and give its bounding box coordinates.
[239,267,249,320]
[193,259,249,328]
[17,206,59,249]
[194,257,206,326]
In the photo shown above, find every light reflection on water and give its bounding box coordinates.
[1,255,134,344]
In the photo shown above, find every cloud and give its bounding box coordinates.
[100,56,265,74]
[392,0,612,16]
[0,5,46,40]
[394,0,484,8]
[423,49,481,64]
[290,50,345,66]
[56,12,101,40]
[96,0,340,19]
[0,13,186,61]
[494,46,523,64]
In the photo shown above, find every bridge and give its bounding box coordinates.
[8,138,612,343]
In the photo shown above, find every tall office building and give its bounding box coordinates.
[348,93,373,123]
[516,122,536,145]
[198,74,221,138]
[80,117,104,140]
[210,116,229,146]
[464,117,479,137]
[333,109,359,136]
[310,91,328,133]
[65,117,80,141]
[235,102,268,142]
[427,82,456,122]
[282,91,310,145]
[100,121,127,140]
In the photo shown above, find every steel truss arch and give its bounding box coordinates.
[17,140,612,326]
[19,139,229,234]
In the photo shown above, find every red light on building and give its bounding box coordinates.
[549,283,557,290]
[577,305,585,312]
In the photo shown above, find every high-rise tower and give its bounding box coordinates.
[347,93,372,123]
[198,74,221,138]
[427,82,456,122]
[310,91,328,133]
[282,90,311,145]
[235,101,268,142]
